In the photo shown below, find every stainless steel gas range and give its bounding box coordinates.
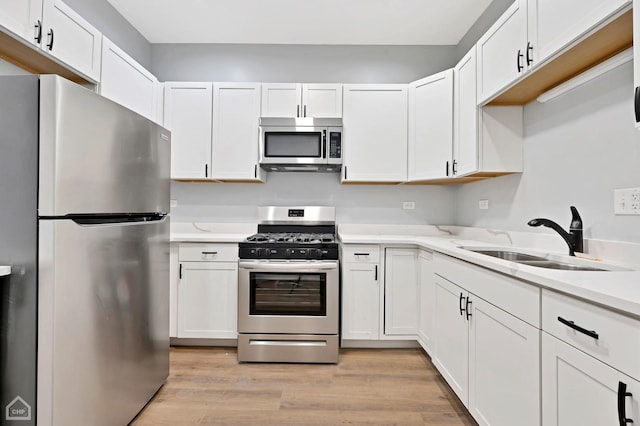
[237,206,339,363]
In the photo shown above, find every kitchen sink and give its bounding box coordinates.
[461,248,615,271]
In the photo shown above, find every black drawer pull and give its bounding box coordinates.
[618,381,634,425]
[354,253,370,256]
[557,316,599,340]
[202,251,218,255]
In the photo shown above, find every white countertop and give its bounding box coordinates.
[170,222,256,243]
[340,228,640,318]
[0,266,10,277]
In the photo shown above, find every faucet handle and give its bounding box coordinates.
[569,206,582,230]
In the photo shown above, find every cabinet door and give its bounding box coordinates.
[454,48,479,177]
[529,0,629,66]
[476,0,528,104]
[542,332,640,426]
[468,296,540,426]
[408,70,453,181]
[164,82,213,180]
[342,85,408,182]
[41,0,102,82]
[384,248,418,336]
[212,82,263,181]
[99,36,158,121]
[178,262,238,339]
[0,0,42,43]
[302,84,343,118]
[261,83,302,117]
[433,276,469,406]
[341,262,380,340]
[417,250,435,354]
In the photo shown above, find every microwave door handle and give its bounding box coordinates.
[322,130,327,159]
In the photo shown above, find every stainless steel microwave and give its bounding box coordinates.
[259,117,342,172]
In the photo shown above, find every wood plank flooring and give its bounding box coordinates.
[131,347,477,426]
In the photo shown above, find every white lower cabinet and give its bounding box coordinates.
[432,254,540,425]
[417,250,435,354]
[542,332,640,426]
[384,248,418,336]
[177,244,238,339]
[341,245,380,340]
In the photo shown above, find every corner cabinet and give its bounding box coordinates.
[342,85,408,183]
[341,246,381,341]
[212,82,264,182]
[261,83,342,118]
[164,82,213,180]
[417,249,435,354]
[177,243,238,339]
[99,36,160,123]
[432,254,540,425]
[408,70,453,181]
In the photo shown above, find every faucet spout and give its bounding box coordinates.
[527,206,584,256]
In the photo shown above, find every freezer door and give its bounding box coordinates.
[38,75,171,216]
[38,217,169,426]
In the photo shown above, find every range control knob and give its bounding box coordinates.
[285,248,295,257]
[308,249,323,259]
[263,249,272,258]
[254,248,263,258]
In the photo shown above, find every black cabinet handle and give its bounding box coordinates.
[465,298,472,320]
[205,164,208,178]
[344,166,348,180]
[202,251,218,255]
[557,316,599,340]
[459,292,465,316]
[297,105,300,117]
[452,160,458,175]
[322,130,327,159]
[304,105,307,117]
[254,164,257,178]
[516,49,524,72]
[618,381,634,425]
[634,86,640,123]
[446,161,450,177]
[34,20,42,44]
[526,42,533,66]
[354,253,370,256]
[179,263,183,279]
[46,29,54,50]
[374,265,378,281]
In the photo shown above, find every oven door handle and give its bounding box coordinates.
[239,261,338,271]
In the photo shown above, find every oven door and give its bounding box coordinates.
[259,126,328,165]
[238,260,339,334]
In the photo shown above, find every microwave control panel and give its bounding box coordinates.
[329,132,342,159]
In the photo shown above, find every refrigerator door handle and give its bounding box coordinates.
[65,213,168,226]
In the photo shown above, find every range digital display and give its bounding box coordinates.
[288,209,304,217]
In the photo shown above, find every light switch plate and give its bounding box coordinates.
[403,201,415,210]
[170,199,178,208]
[479,199,489,210]
[614,188,640,215]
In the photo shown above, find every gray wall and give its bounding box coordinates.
[64,0,151,68]
[151,44,457,83]
[170,173,455,225]
[455,61,640,243]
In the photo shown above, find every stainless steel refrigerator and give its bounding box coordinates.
[0,75,171,425]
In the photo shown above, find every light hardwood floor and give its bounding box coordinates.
[131,347,477,426]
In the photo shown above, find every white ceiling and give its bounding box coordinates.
[107,0,493,45]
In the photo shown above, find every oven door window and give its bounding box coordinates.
[250,272,326,316]
[264,132,322,158]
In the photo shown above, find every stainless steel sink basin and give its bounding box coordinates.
[462,248,610,271]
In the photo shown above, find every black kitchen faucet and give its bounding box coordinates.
[527,206,584,256]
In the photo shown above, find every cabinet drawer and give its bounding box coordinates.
[341,245,380,263]
[542,289,640,380]
[179,243,238,262]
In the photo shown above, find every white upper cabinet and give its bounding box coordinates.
[261,83,342,118]
[41,0,102,81]
[528,0,630,66]
[342,84,408,183]
[0,0,42,42]
[212,82,264,181]
[453,48,478,177]
[408,69,453,181]
[99,36,159,122]
[164,82,213,180]
[477,0,529,105]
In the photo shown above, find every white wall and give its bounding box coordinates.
[455,62,640,243]
[170,173,455,225]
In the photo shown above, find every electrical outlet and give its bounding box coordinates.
[403,201,415,210]
[478,199,489,210]
[614,188,640,215]
[170,199,178,208]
